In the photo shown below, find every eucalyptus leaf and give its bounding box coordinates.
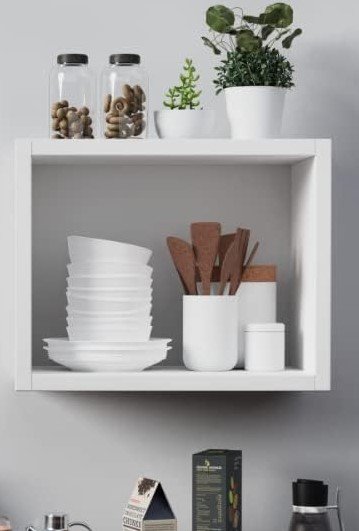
[206,5,235,33]
[236,29,262,52]
[201,36,221,55]
[260,3,293,28]
[282,28,302,48]
[261,25,275,39]
[243,15,260,24]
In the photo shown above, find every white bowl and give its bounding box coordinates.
[67,326,152,342]
[154,109,216,139]
[67,287,152,300]
[67,315,153,327]
[68,262,153,277]
[67,294,152,313]
[47,349,170,372]
[67,275,152,289]
[68,236,152,265]
[66,306,151,319]
[44,338,171,351]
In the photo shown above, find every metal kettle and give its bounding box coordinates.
[27,514,92,531]
[289,479,345,531]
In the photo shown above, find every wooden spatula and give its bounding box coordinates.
[218,239,237,295]
[191,222,221,295]
[219,233,235,268]
[229,228,245,295]
[167,237,197,295]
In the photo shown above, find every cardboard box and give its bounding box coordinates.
[123,477,177,531]
[193,449,242,531]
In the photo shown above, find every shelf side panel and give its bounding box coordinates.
[15,140,32,390]
[291,140,331,389]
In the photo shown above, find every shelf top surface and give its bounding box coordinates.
[18,138,331,165]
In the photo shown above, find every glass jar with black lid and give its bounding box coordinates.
[101,53,148,139]
[49,53,96,139]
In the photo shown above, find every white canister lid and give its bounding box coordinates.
[245,322,285,333]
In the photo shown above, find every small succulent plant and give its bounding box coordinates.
[164,58,202,110]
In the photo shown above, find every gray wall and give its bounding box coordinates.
[0,0,358,530]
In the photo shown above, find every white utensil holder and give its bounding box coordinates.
[183,295,238,371]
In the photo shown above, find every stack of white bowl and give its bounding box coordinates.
[43,236,172,372]
[66,236,153,341]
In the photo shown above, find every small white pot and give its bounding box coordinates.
[224,86,287,139]
[244,323,285,371]
[154,109,215,139]
[183,295,238,371]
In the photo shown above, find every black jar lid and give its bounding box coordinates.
[57,54,88,65]
[293,479,328,507]
[110,54,140,65]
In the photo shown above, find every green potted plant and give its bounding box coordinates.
[154,58,215,138]
[202,3,302,139]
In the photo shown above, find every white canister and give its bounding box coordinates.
[183,295,238,371]
[244,323,285,371]
[236,265,277,368]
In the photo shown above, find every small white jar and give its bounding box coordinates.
[244,323,285,371]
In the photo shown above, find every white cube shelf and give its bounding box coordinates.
[15,138,331,391]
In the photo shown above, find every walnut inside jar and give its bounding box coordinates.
[104,83,146,139]
[50,101,94,139]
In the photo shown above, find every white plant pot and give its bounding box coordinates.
[183,295,238,371]
[154,109,215,139]
[224,86,287,139]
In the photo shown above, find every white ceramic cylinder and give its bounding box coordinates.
[244,323,285,371]
[236,282,276,368]
[183,296,238,371]
[224,86,286,139]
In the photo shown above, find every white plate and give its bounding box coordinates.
[67,294,152,313]
[67,275,153,289]
[67,287,153,299]
[43,337,172,351]
[68,236,152,265]
[47,349,169,372]
[67,326,152,342]
[68,263,153,276]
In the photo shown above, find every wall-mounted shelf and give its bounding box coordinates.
[15,138,331,392]
[32,367,315,392]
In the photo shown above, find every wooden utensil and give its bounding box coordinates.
[242,241,260,277]
[218,239,237,295]
[229,228,247,295]
[191,222,221,295]
[219,233,235,268]
[229,228,255,295]
[167,237,197,295]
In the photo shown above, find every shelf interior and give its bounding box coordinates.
[32,161,295,371]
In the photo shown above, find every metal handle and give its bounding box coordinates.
[68,522,92,531]
[327,488,345,531]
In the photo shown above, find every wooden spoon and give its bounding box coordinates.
[191,222,221,295]
[167,237,197,295]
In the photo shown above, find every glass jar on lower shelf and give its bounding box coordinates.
[49,54,96,139]
[101,54,148,139]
